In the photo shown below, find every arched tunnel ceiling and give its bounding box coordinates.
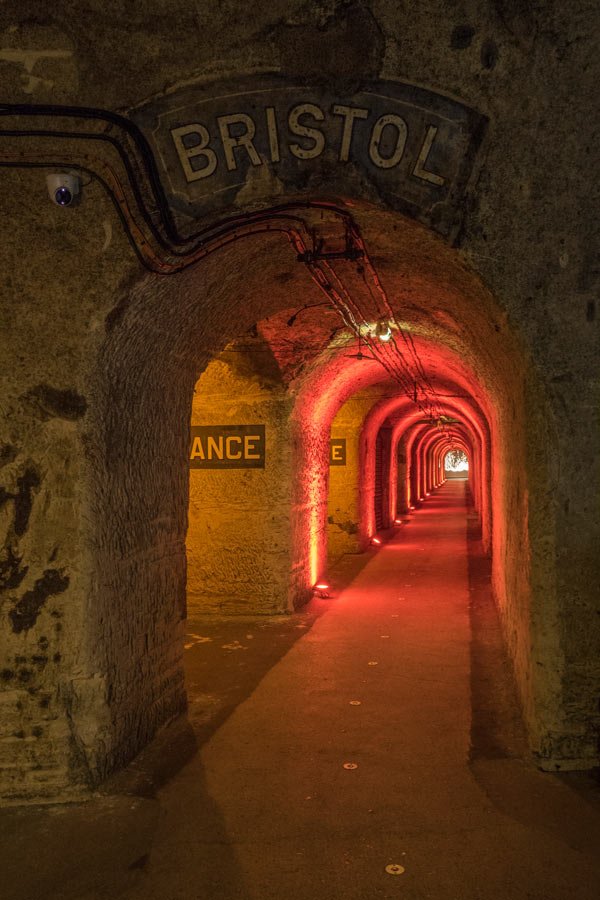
[175,204,519,445]
[236,299,496,440]
[135,203,522,419]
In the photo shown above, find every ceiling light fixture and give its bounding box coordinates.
[375,319,392,342]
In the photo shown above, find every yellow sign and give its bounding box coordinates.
[190,425,265,469]
[330,438,347,466]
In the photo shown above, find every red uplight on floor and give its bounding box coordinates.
[371,537,382,545]
[315,583,329,591]
[394,519,402,525]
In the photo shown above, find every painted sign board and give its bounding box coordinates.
[330,438,347,466]
[190,425,265,469]
[130,76,486,237]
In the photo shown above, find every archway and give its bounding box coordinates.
[350,358,492,552]
[80,200,553,788]
[445,448,469,479]
[186,341,294,615]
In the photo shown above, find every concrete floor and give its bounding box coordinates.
[2,481,600,900]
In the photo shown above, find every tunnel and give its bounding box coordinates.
[184,269,495,615]
[1,5,599,896]
[69,202,533,781]
[41,198,561,800]
[2,169,593,805]
[186,319,489,613]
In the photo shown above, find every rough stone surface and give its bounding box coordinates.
[188,347,294,615]
[328,388,385,559]
[0,1,597,802]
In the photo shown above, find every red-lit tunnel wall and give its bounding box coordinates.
[289,359,493,603]
[438,441,470,480]
[289,356,385,592]
[282,295,565,765]
[89,205,562,780]
[358,386,491,553]
[9,186,577,803]
[396,403,486,522]
[413,427,473,495]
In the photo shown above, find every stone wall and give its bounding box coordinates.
[187,349,294,615]
[328,389,384,561]
[0,1,598,800]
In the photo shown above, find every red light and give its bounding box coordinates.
[315,583,329,591]
[372,537,382,545]
[394,519,402,525]
[409,506,415,510]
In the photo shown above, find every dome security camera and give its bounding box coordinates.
[46,173,80,207]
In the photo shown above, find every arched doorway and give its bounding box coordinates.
[445,448,469,479]
[72,201,556,789]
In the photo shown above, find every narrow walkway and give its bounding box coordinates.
[4,483,599,900]
[124,481,600,900]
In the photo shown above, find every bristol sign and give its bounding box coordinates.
[130,76,486,238]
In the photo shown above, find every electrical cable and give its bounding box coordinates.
[0,102,460,425]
